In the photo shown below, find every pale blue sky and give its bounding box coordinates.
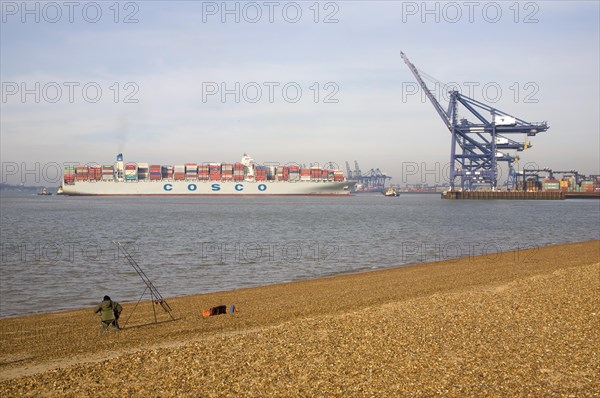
[1,1,599,184]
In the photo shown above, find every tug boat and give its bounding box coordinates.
[383,187,399,197]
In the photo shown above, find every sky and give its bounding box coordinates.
[1,0,599,185]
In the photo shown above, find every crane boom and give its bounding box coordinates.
[401,51,451,129]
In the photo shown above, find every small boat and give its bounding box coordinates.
[383,187,399,197]
[37,187,52,196]
[56,186,64,195]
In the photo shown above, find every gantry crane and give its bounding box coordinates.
[552,170,582,185]
[345,161,353,180]
[520,168,554,188]
[361,168,392,191]
[354,161,362,179]
[344,161,391,191]
[401,52,549,191]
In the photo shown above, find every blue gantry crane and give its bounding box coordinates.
[345,161,391,192]
[401,52,549,191]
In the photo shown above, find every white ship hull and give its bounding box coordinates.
[62,180,354,196]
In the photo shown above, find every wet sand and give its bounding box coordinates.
[1,240,599,397]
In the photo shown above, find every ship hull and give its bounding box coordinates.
[62,180,354,196]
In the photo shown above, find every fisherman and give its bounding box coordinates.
[94,295,122,330]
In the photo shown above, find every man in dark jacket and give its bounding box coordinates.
[94,296,122,330]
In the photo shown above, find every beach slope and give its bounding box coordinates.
[1,240,599,396]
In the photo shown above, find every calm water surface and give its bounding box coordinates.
[1,193,598,317]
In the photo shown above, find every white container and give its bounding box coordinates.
[494,115,516,126]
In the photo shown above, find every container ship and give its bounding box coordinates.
[61,154,354,196]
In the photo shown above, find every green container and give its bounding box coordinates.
[543,183,560,190]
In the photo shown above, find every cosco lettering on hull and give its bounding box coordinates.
[162,183,268,192]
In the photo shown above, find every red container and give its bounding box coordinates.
[88,166,101,180]
[209,172,221,181]
[583,185,595,192]
[334,171,344,182]
[173,172,185,180]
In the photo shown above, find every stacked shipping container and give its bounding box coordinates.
[221,164,234,181]
[581,181,596,192]
[125,164,137,181]
[310,167,321,180]
[101,165,114,181]
[300,168,311,181]
[525,178,540,192]
[75,166,89,181]
[542,179,560,192]
[289,166,300,181]
[255,166,267,181]
[64,166,76,184]
[185,164,198,180]
[276,166,289,181]
[161,165,173,180]
[173,165,186,180]
[234,163,244,181]
[198,164,209,181]
[137,163,149,180]
[150,165,161,180]
[63,159,348,185]
[209,163,221,181]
